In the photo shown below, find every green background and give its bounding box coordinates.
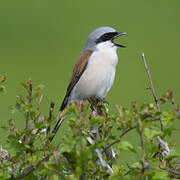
[0,0,180,162]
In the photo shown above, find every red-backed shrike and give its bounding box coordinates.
[51,26,126,140]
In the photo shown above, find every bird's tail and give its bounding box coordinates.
[49,116,65,142]
[59,95,69,112]
[49,96,70,142]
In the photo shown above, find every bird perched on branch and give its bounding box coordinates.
[50,26,127,141]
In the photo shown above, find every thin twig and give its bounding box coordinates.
[138,119,146,166]
[47,102,56,134]
[142,53,171,160]
[150,117,161,121]
[49,102,55,121]
[25,79,33,130]
[141,53,163,131]
[169,91,180,118]
[103,126,136,153]
[171,98,180,118]
[24,80,33,143]
[37,94,43,112]
[137,116,149,178]
[27,80,32,104]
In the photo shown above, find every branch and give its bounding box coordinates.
[136,116,149,178]
[103,126,136,153]
[171,97,180,118]
[47,102,56,134]
[138,120,146,168]
[37,94,43,112]
[141,53,163,131]
[141,53,171,159]
[25,79,33,131]
[156,136,171,157]
[24,80,33,143]
[48,102,55,121]
[169,90,180,118]
[86,136,113,174]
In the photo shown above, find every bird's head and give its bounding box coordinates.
[84,26,127,51]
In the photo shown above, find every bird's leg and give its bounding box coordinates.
[88,97,104,117]
[94,96,109,104]
[92,96,110,117]
[88,98,95,112]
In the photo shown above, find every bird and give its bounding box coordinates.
[50,26,126,141]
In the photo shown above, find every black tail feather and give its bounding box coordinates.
[49,117,64,142]
[59,96,69,112]
[49,96,69,142]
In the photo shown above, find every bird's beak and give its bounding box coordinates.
[111,32,127,48]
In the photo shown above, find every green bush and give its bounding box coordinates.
[0,74,180,180]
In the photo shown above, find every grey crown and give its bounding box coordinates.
[84,26,116,51]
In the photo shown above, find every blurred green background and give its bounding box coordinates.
[0,0,180,162]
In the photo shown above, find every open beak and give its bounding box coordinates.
[111,32,127,48]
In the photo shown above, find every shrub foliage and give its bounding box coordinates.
[0,74,180,180]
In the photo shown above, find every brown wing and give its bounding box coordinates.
[60,50,92,111]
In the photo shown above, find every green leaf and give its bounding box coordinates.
[0,85,5,92]
[144,127,162,139]
[89,116,100,124]
[117,140,136,153]
[152,171,169,180]
[131,162,142,169]
[51,175,59,180]
[0,172,11,179]
[0,125,8,131]
[34,84,44,91]
[21,82,28,89]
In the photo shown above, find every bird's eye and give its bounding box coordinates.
[96,32,115,44]
[102,33,110,41]
[104,34,108,38]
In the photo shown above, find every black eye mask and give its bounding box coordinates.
[95,32,118,44]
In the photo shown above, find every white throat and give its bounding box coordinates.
[96,41,118,51]
[95,41,118,67]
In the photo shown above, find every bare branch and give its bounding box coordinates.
[141,53,171,160]
[171,97,180,118]
[37,94,43,112]
[168,90,180,118]
[141,53,163,131]
[86,136,113,174]
[156,136,171,157]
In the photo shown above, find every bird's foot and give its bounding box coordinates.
[94,96,109,104]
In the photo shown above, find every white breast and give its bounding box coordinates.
[70,41,118,101]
